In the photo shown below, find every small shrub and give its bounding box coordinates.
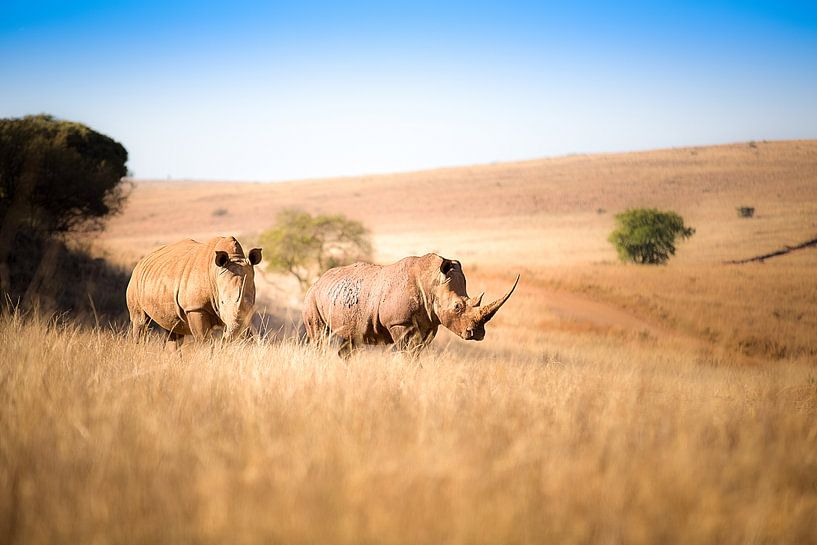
[212,207,229,217]
[608,208,695,265]
[737,206,755,218]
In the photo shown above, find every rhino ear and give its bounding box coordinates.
[248,248,262,266]
[440,258,459,275]
[214,251,229,268]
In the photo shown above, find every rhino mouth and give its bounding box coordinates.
[462,328,485,341]
[222,323,249,340]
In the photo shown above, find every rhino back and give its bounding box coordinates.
[312,263,382,338]
[314,256,435,341]
[129,239,214,331]
[376,255,436,326]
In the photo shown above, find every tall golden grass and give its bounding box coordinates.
[2,310,816,544]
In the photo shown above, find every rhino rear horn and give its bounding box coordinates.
[478,275,520,324]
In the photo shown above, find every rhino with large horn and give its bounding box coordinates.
[127,236,262,346]
[302,253,519,357]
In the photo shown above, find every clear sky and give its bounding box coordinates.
[2,1,816,181]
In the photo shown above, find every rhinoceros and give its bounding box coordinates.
[126,236,262,345]
[302,253,518,357]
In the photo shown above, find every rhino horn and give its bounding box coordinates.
[236,273,247,304]
[478,275,520,324]
[470,292,485,307]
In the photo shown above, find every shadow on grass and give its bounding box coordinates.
[3,231,131,328]
[2,231,298,340]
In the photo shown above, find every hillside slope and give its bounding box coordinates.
[100,140,817,267]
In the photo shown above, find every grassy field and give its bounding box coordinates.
[2,312,816,545]
[2,140,817,543]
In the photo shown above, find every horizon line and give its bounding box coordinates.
[126,137,816,185]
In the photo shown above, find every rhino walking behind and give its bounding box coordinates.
[127,236,262,345]
[303,253,518,357]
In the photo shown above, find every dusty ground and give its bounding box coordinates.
[93,140,817,360]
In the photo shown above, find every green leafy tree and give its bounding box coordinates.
[608,208,695,265]
[0,114,129,295]
[0,114,129,235]
[259,209,372,290]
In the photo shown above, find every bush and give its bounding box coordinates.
[608,208,695,265]
[737,206,755,218]
[259,209,372,290]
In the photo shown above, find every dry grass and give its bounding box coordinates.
[4,140,817,543]
[534,252,817,364]
[2,312,816,545]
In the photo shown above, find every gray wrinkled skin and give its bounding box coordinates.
[303,253,519,357]
[126,236,262,345]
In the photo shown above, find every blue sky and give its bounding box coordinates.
[2,1,816,181]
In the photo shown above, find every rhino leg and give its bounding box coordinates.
[302,287,328,344]
[389,325,431,356]
[338,338,356,359]
[129,307,149,343]
[187,311,215,341]
[163,331,185,352]
[303,310,329,344]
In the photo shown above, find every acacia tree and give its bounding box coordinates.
[259,209,372,291]
[608,208,695,265]
[0,114,129,295]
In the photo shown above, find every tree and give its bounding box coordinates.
[0,114,129,234]
[608,208,695,265]
[259,209,372,290]
[0,114,129,294]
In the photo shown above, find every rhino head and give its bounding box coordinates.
[433,258,519,341]
[212,240,262,340]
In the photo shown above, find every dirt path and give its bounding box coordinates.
[536,288,676,341]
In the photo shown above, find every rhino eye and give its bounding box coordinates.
[454,302,464,313]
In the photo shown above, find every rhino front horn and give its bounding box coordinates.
[479,275,520,324]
